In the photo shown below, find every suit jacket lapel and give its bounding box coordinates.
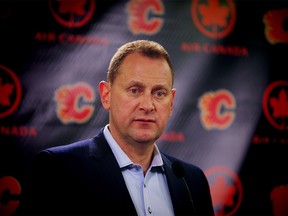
[162,154,195,215]
[87,129,138,215]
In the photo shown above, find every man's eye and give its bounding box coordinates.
[130,89,138,94]
[155,91,165,97]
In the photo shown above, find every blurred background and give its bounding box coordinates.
[0,0,287,215]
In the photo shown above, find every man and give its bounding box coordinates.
[21,40,214,215]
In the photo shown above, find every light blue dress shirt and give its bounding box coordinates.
[103,124,174,216]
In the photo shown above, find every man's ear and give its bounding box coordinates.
[169,88,176,117]
[98,81,111,110]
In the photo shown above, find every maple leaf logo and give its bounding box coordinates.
[269,89,288,119]
[210,175,236,215]
[262,80,288,130]
[199,0,229,28]
[48,0,96,28]
[57,0,86,17]
[206,166,243,216]
[0,77,14,106]
[191,0,236,39]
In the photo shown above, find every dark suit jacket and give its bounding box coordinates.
[21,128,214,215]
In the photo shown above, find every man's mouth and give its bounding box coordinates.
[134,118,155,123]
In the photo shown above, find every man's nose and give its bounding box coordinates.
[139,94,155,112]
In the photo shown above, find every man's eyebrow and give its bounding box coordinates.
[152,84,170,92]
[126,81,170,91]
[126,81,145,87]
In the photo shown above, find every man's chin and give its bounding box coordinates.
[134,133,159,145]
[130,127,160,142]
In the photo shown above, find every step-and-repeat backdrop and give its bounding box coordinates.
[1,0,287,215]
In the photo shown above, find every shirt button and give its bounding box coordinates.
[148,207,152,214]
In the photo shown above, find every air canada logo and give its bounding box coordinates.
[48,0,96,28]
[206,166,243,216]
[191,0,236,39]
[198,89,236,130]
[0,65,22,118]
[54,82,95,124]
[0,176,21,215]
[126,0,164,35]
[263,8,288,44]
[262,80,288,130]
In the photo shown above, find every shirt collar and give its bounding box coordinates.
[103,124,164,169]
